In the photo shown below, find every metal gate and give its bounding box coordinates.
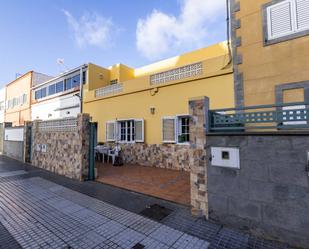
[88,122,97,180]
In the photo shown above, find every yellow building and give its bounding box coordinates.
[230,0,309,107]
[5,71,52,126]
[83,42,234,170]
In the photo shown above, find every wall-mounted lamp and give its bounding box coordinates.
[150,107,155,115]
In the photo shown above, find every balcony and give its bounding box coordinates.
[208,102,309,132]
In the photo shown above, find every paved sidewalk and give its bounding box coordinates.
[0,156,291,249]
[0,176,209,248]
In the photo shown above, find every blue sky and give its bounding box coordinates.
[0,0,226,87]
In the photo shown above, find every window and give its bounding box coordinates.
[48,84,56,95]
[178,116,190,143]
[72,74,80,88]
[162,117,176,143]
[65,78,72,90]
[119,120,135,142]
[35,88,46,100]
[41,88,47,98]
[162,115,190,144]
[105,119,144,143]
[0,101,4,111]
[266,0,309,41]
[56,81,64,93]
[35,90,41,100]
[106,122,116,141]
[110,79,118,85]
[22,94,27,104]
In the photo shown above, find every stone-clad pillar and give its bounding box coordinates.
[189,97,209,218]
[77,113,91,181]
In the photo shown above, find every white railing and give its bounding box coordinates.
[38,117,78,132]
[95,84,123,98]
[150,62,203,85]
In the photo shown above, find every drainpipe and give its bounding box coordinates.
[78,64,87,114]
[225,0,233,66]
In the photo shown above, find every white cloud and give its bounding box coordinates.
[63,10,115,49]
[136,0,226,60]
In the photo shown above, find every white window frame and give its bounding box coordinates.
[106,118,144,144]
[162,115,191,144]
[176,115,191,145]
[134,119,144,143]
[117,119,135,144]
[162,116,177,144]
[106,121,116,142]
[266,0,309,41]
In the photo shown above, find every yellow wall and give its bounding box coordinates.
[283,88,304,103]
[236,0,309,106]
[134,42,230,77]
[87,63,110,91]
[109,64,135,82]
[5,72,32,126]
[83,43,234,144]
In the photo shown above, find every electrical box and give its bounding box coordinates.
[211,147,240,169]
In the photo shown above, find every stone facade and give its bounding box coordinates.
[120,143,192,172]
[31,114,90,181]
[206,133,309,248]
[188,97,208,218]
[106,97,209,218]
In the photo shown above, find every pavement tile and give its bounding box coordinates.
[149,225,184,246]
[0,156,293,249]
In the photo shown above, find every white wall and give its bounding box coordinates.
[32,93,80,121]
[4,127,24,141]
[0,88,5,123]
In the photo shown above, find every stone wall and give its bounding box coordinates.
[206,133,309,248]
[120,143,192,172]
[31,114,90,181]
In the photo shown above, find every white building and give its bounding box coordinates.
[31,65,88,121]
[0,88,6,123]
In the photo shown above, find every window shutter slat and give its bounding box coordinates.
[135,119,144,142]
[295,0,309,31]
[268,1,294,39]
[106,121,115,141]
[162,117,176,143]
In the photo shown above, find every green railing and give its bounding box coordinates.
[209,102,309,132]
